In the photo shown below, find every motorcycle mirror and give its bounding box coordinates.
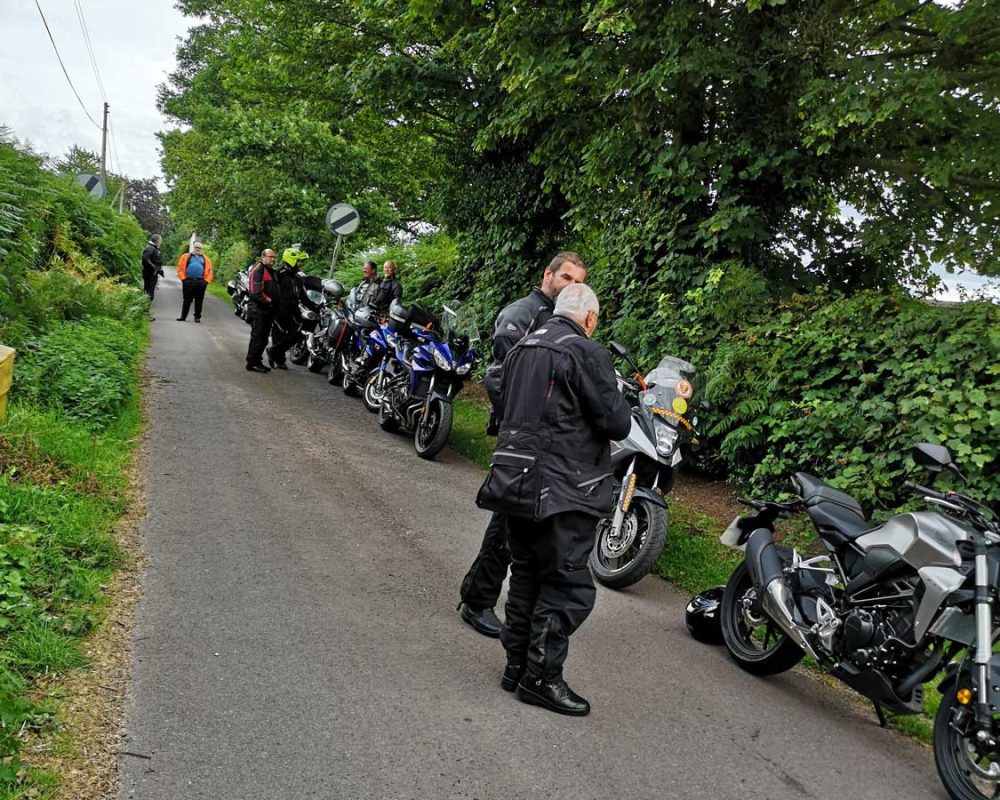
[609,341,630,359]
[913,443,966,482]
[699,399,712,412]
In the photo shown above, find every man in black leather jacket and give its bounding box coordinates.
[245,249,278,373]
[374,259,403,314]
[355,260,381,308]
[457,253,587,638]
[141,234,164,302]
[477,283,630,716]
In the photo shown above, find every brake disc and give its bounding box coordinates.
[601,512,638,559]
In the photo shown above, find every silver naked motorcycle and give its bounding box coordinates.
[718,442,1000,800]
[589,343,703,589]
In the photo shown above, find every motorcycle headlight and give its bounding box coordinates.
[433,349,452,371]
[655,419,679,457]
[456,362,473,376]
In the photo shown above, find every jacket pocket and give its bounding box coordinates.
[575,471,615,513]
[476,450,542,519]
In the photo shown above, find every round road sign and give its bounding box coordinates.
[76,173,106,199]
[325,203,360,236]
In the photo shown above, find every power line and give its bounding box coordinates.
[33,0,102,130]
[73,0,108,103]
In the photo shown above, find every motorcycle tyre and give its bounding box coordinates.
[327,357,342,386]
[307,352,325,373]
[934,683,1000,800]
[363,373,384,413]
[341,360,359,397]
[289,342,308,366]
[413,399,452,460]
[588,499,667,589]
[378,397,400,433]
[720,561,804,676]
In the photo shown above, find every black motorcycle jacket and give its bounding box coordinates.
[141,241,163,279]
[480,315,631,520]
[248,262,279,310]
[275,267,300,320]
[356,276,380,308]
[484,287,555,411]
[374,277,403,314]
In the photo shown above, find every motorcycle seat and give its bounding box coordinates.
[793,472,870,543]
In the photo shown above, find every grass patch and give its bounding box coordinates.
[0,319,146,793]
[449,399,493,470]
[206,281,232,303]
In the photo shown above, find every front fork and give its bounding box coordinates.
[973,544,998,747]
[610,457,637,536]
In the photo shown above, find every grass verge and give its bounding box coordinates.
[448,394,939,744]
[0,325,147,797]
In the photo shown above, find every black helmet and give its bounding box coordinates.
[685,586,726,645]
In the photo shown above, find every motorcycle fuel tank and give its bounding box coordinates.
[855,511,972,570]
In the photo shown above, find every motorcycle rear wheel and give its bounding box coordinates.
[341,356,359,397]
[720,561,804,676]
[414,399,452,460]
[363,373,385,413]
[327,356,342,385]
[289,341,308,366]
[934,684,1000,800]
[589,499,667,589]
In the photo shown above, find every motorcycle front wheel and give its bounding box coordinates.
[589,498,667,589]
[378,396,400,433]
[341,356,359,397]
[720,561,804,676]
[307,351,326,373]
[289,341,308,366]
[413,399,452,460]
[327,355,342,385]
[934,683,1000,800]
[363,372,385,413]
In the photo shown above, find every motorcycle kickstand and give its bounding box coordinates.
[873,701,889,729]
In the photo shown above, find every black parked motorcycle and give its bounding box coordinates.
[301,279,346,374]
[718,443,1000,800]
[285,275,341,366]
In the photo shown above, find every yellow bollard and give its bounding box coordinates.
[0,345,14,424]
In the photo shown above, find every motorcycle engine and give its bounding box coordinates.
[841,607,915,679]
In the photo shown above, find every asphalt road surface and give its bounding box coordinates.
[120,269,945,799]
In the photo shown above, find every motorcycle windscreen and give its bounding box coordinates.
[642,355,698,429]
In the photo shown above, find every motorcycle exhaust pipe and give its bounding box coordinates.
[744,529,820,661]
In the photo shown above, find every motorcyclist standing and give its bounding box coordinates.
[356,260,381,308]
[457,252,587,637]
[374,260,403,314]
[266,246,309,370]
[245,249,279,373]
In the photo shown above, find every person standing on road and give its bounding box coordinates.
[374,260,403,314]
[245,248,279,373]
[457,252,587,638]
[476,283,630,716]
[356,260,381,308]
[141,234,164,304]
[266,246,309,370]
[176,241,213,322]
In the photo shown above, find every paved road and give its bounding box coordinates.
[121,270,945,799]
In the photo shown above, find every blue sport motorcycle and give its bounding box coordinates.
[377,302,480,460]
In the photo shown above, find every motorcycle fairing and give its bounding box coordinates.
[610,417,659,463]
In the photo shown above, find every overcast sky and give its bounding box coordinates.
[0,0,192,179]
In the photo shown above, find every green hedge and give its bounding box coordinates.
[705,291,999,511]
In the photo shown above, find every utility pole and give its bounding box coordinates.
[119,179,126,214]
[100,102,109,187]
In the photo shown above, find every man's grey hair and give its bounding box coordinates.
[151,234,162,244]
[193,241,203,249]
[554,283,599,324]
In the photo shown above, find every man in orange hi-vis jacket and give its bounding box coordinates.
[176,241,214,323]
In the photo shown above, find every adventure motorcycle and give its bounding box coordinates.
[377,302,480,461]
[717,443,1000,800]
[589,343,703,589]
[285,274,338,366]
[301,279,346,374]
[226,268,250,321]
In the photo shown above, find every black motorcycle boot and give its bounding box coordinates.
[515,674,590,716]
[246,363,270,373]
[501,657,525,692]
[458,603,502,639]
[266,347,288,370]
